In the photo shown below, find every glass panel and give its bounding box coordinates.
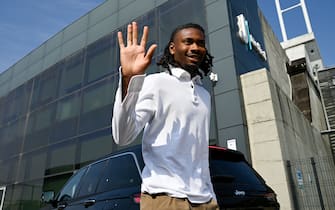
[77,160,107,197]
[20,179,44,210]
[79,78,116,133]
[137,10,157,56]
[24,103,56,152]
[56,94,80,121]
[0,158,19,185]
[159,0,207,52]
[85,33,118,84]
[97,154,141,193]
[136,11,159,75]
[2,81,33,122]
[9,184,23,209]
[0,98,4,125]
[59,51,84,96]
[18,150,47,182]
[51,93,80,142]
[78,129,114,167]
[82,82,114,113]
[0,119,25,160]
[46,140,77,175]
[31,63,62,110]
[3,92,17,123]
[57,168,86,202]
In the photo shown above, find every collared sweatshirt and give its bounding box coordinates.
[112,66,216,203]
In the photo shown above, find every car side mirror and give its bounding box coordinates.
[41,191,55,203]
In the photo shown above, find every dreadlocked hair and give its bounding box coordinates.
[157,23,214,77]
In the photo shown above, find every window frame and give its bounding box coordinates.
[96,152,142,193]
[56,168,87,203]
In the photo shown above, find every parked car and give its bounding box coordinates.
[41,145,280,209]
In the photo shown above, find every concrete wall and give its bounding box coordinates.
[259,11,290,98]
[241,69,292,209]
[241,68,333,210]
[308,77,328,131]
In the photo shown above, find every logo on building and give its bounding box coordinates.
[237,14,267,61]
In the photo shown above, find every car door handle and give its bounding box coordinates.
[83,199,96,207]
[58,204,66,210]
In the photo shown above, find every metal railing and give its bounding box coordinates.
[286,156,335,210]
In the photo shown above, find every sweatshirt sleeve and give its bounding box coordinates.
[112,70,155,146]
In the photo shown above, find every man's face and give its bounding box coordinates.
[169,28,206,70]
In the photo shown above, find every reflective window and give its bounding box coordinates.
[78,129,114,167]
[51,93,80,142]
[2,81,33,122]
[79,78,116,133]
[46,141,77,175]
[0,119,24,160]
[56,94,80,121]
[31,64,61,110]
[77,160,107,197]
[137,10,157,53]
[58,51,84,96]
[0,98,4,125]
[21,179,44,209]
[82,82,113,113]
[9,184,23,209]
[57,169,86,202]
[18,151,47,182]
[85,34,118,84]
[0,157,18,184]
[136,11,159,75]
[159,0,207,52]
[24,103,56,152]
[97,154,141,193]
[3,93,16,123]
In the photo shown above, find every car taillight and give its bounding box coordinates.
[264,192,277,202]
[133,193,141,204]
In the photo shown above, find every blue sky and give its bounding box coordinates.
[0,0,104,73]
[0,0,334,74]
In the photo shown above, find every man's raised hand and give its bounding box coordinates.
[118,22,157,78]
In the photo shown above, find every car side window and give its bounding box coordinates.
[57,168,86,202]
[77,160,108,197]
[97,153,142,193]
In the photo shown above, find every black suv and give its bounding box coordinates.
[41,145,280,209]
